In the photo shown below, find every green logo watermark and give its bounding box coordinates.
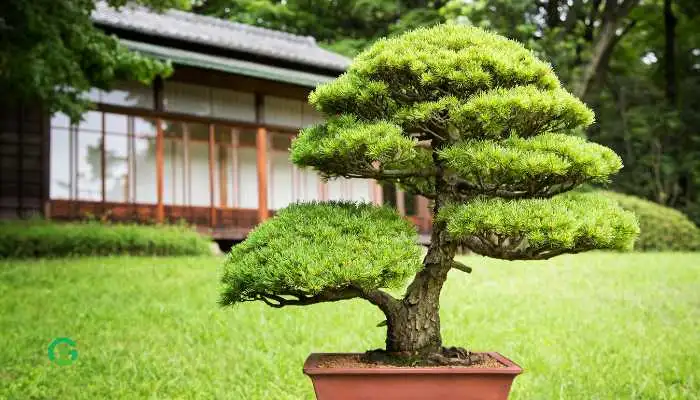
[48,337,78,366]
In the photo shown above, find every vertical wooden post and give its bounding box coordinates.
[417,195,431,233]
[319,180,328,201]
[70,124,77,203]
[182,124,190,206]
[100,112,106,207]
[208,124,217,227]
[41,106,51,219]
[396,189,406,216]
[255,93,269,222]
[373,182,383,205]
[231,128,239,208]
[218,145,228,208]
[155,118,164,223]
[256,127,269,222]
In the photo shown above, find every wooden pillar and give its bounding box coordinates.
[417,195,431,232]
[396,189,406,216]
[255,93,269,222]
[155,118,164,223]
[208,124,217,227]
[231,128,239,208]
[256,127,269,222]
[41,107,51,219]
[16,106,24,218]
[373,182,383,205]
[100,112,106,209]
[319,180,328,201]
[218,145,228,208]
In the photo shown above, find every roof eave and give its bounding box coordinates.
[120,39,338,88]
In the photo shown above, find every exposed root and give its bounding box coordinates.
[361,346,485,367]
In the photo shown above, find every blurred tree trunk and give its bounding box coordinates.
[664,0,677,104]
[575,0,640,100]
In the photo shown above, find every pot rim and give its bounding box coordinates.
[303,352,523,376]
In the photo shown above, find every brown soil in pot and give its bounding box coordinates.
[316,347,507,369]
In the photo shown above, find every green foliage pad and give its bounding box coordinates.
[439,192,639,259]
[221,202,422,306]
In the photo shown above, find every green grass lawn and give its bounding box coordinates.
[1,253,699,399]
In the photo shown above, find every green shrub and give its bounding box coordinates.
[602,191,700,251]
[0,219,213,258]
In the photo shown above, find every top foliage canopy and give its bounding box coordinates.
[291,24,637,258]
[223,25,638,308]
[292,25,599,189]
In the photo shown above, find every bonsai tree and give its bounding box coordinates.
[221,25,639,362]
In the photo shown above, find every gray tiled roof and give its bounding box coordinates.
[92,2,351,73]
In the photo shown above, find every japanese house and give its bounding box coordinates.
[0,3,431,240]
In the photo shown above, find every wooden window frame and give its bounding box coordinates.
[48,84,326,228]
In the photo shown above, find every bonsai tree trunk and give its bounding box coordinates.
[384,190,457,355]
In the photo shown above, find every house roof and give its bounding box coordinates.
[92,3,351,74]
[120,39,339,87]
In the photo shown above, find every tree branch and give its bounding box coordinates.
[450,260,472,274]
[462,236,591,260]
[449,176,582,200]
[256,287,364,308]
[359,289,400,315]
[254,285,401,315]
[575,0,640,99]
[343,168,437,180]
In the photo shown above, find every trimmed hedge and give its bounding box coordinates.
[602,191,700,251]
[0,220,213,258]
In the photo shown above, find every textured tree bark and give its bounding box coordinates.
[384,228,455,354]
[356,228,456,356]
[383,152,457,354]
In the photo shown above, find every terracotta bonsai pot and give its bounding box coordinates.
[303,352,522,400]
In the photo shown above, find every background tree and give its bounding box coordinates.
[587,0,700,222]
[0,0,188,121]
[192,0,448,56]
[440,0,642,102]
[221,25,639,358]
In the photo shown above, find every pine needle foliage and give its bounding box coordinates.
[439,133,623,196]
[222,24,638,349]
[221,202,422,307]
[290,115,431,179]
[438,192,639,260]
